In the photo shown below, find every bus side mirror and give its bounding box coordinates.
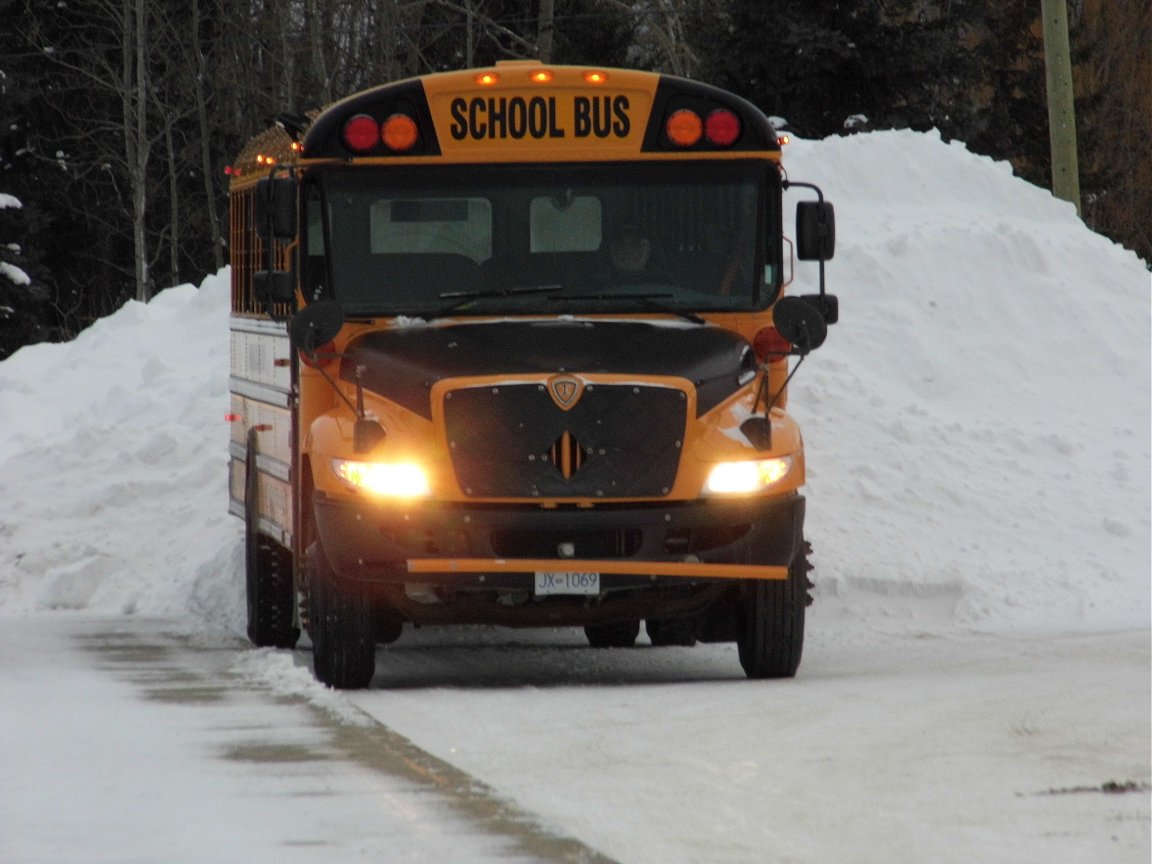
[253,175,298,314]
[289,298,345,354]
[772,296,828,354]
[796,201,835,261]
[797,292,838,325]
[255,176,298,240]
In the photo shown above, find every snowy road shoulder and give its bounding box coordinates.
[0,616,615,864]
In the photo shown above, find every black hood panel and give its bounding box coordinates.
[341,320,753,419]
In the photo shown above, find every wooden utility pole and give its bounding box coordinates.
[1040,0,1082,213]
[538,0,555,62]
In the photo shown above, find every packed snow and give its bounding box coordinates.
[1,130,1148,863]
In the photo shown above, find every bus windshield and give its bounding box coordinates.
[307,161,780,318]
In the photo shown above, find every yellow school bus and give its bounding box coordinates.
[228,61,837,688]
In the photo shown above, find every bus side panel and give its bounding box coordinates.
[228,316,294,548]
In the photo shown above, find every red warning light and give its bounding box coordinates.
[752,327,792,363]
[342,114,380,152]
[705,109,741,146]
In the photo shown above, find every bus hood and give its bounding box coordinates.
[340,319,756,420]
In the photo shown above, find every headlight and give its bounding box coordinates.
[704,456,793,494]
[331,459,430,498]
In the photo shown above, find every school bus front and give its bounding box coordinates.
[229,62,838,688]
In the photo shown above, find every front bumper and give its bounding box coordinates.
[314,491,805,590]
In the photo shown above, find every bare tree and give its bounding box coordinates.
[22,0,159,302]
[307,0,334,104]
[610,0,699,77]
[191,0,224,271]
[1076,0,1151,261]
[538,0,555,62]
[121,0,152,301]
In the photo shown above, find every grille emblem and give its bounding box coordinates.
[547,374,584,411]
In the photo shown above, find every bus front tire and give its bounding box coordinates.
[307,542,376,689]
[736,542,810,679]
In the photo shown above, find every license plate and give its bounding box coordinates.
[534,571,600,596]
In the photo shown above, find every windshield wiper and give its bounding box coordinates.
[428,284,563,320]
[549,292,705,325]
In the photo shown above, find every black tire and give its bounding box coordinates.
[307,541,376,689]
[584,620,641,648]
[244,436,300,649]
[646,617,698,647]
[736,540,811,679]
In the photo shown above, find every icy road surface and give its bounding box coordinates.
[2,615,1147,864]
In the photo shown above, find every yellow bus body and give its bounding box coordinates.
[228,62,837,685]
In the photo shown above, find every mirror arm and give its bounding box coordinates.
[303,357,386,454]
[352,365,386,453]
[354,365,367,419]
[768,354,807,412]
[741,348,810,450]
[303,350,358,417]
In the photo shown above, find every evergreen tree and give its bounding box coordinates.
[701,0,977,138]
[0,0,1143,362]
[0,193,53,360]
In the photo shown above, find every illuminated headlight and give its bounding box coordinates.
[331,459,430,498]
[704,456,793,494]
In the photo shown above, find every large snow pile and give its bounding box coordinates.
[0,278,245,627]
[1,130,1147,635]
[785,130,1149,629]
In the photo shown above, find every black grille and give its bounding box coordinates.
[443,383,687,498]
[490,527,643,558]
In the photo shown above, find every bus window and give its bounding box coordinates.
[320,162,773,316]
[369,197,492,262]
[303,183,328,299]
[530,193,602,253]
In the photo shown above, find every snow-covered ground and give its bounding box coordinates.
[1,130,1148,863]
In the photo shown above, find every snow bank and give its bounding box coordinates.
[784,130,1150,628]
[0,131,1147,634]
[0,273,244,630]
